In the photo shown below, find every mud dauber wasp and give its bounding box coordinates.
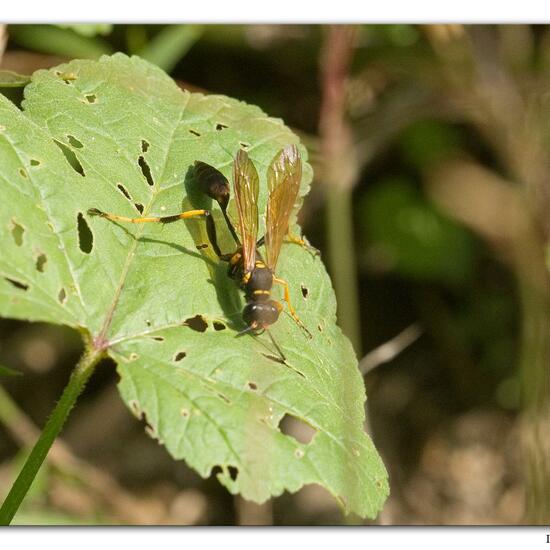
[89,144,313,359]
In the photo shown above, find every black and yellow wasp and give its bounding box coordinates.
[88,144,312,346]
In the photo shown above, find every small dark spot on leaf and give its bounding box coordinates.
[173,351,187,362]
[294,448,305,459]
[58,288,67,303]
[117,184,132,201]
[134,203,144,214]
[215,123,228,131]
[189,129,201,137]
[30,159,40,166]
[301,285,309,299]
[317,324,323,332]
[138,155,154,186]
[85,94,96,103]
[19,168,27,178]
[77,212,93,254]
[196,243,208,250]
[67,135,83,149]
[35,253,47,273]
[129,352,139,361]
[10,220,24,247]
[213,321,226,331]
[227,466,238,482]
[4,277,29,291]
[247,382,258,391]
[141,139,150,153]
[151,336,164,342]
[145,320,151,327]
[239,142,250,150]
[181,408,190,418]
[183,315,208,332]
[376,480,383,489]
[54,140,85,176]
[217,393,231,404]
[279,414,317,445]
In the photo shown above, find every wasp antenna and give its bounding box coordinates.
[266,328,286,363]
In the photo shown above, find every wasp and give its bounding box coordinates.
[88,144,312,355]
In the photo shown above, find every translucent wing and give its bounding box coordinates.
[265,144,302,271]
[233,149,259,274]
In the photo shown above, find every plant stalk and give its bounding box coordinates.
[0,349,102,525]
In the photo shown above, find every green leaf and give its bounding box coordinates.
[0,364,21,377]
[0,71,31,89]
[0,54,388,518]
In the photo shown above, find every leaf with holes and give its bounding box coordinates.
[0,54,388,518]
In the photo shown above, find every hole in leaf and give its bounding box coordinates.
[85,94,96,103]
[117,184,132,201]
[10,220,24,246]
[35,253,47,273]
[173,351,187,362]
[181,408,190,418]
[151,336,164,342]
[77,212,93,254]
[196,243,208,250]
[4,277,29,291]
[138,155,154,186]
[294,448,305,459]
[129,352,139,361]
[189,129,201,137]
[278,414,317,445]
[30,159,40,167]
[317,324,323,332]
[145,320,151,327]
[215,123,228,131]
[247,382,258,391]
[58,288,67,303]
[141,139,150,153]
[183,315,208,332]
[19,168,27,178]
[239,142,250,150]
[227,466,238,482]
[213,321,226,331]
[54,140,85,176]
[134,203,144,214]
[67,135,83,149]
[301,285,309,299]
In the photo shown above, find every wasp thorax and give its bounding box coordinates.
[245,264,273,297]
[243,300,281,329]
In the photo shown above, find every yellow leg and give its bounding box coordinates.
[285,231,320,257]
[273,276,312,338]
[87,207,208,224]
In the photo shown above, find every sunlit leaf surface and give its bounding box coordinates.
[0,54,388,518]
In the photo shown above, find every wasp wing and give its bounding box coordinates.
[265,144,302,271]
[233,149,259,274]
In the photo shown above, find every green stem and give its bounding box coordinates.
[325,185,362,356]
[0,349,102,525]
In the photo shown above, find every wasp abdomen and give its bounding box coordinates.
[194,161,230,209]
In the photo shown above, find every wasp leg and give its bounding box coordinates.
[285,232,320,258]
[272,276,312,338]
[87,207,223,257]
